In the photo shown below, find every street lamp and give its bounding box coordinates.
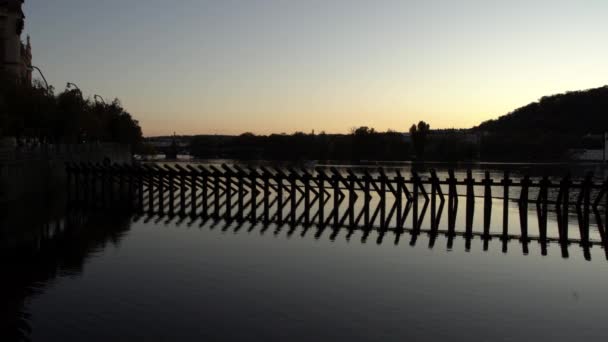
[29,65,50,91]
[94,94,106,105]
[66,82,83,97]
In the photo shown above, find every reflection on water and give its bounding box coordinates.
[2,197,608,340]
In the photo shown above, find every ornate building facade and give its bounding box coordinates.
[0,0,31,84]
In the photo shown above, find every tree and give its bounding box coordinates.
[410,121,430,160]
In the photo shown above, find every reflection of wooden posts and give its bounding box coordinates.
[482,171,493,238]
[465,169,474,236]
[250,169,258,223]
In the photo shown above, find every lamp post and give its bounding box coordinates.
[66,82,83,98]
[29,65,49,91]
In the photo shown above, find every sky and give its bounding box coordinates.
[24,0,608,136]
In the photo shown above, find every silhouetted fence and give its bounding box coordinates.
[65,162,608,255]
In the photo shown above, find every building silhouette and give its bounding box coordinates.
[0,0,31,83]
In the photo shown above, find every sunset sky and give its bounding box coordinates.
[25,0,608,136]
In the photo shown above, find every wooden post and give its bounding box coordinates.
[537,175,550,243]
[317,170,325,225]
[276,168,284,224]
[304,171,311,226]
[190,167,197,216]
[224,167,232,219]
[264,170,271,223]
[379,170,387,229]
[559,174,570,243]
[250,168,258,223]
[483,171,492,238]
[332,174,340,227]
[168,166,175,215]
[158,166,165,214]
[200,166,209,218]
[412,171,420,231]
[518,174,530,241]
[465,169,474,236]
[430,169,438,231]
[395,171,405,229]
[580,172,593,245]
[447,169,457,234]
[213,168,221,219]
[290,171,298,226]
[179,168,187,216]
[364,173,371,227]
[502,170,511,233]
[347,174,355,227]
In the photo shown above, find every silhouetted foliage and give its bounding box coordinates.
[0,73,143,151]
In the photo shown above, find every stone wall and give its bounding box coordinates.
[0,143,132,203]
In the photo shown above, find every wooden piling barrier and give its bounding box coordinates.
[66,162,608,251]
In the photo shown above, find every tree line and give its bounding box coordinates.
[0,72,143,150]
[188,121,479,162]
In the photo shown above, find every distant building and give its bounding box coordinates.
[0,0,31,83]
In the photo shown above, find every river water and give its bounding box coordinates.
[2,162,608,341]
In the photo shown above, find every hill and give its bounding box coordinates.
[474,86,608,160]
